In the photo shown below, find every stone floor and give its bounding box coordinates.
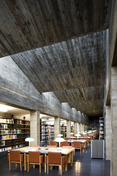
[0,146,110,176]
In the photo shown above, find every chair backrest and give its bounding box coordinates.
[83,138,90,142]
[9,151,21,162]
[48,152,61,164]
[28,151,40,163]
[62,146,72,148]
[60,141,70,147]
[47,145,57,147]
[65,137,70,140]
[31,145,40,147]
[49,141,57,146]
[72,141,82,148]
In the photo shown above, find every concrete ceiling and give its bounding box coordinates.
[0,0,110,117]
[0,0,109,56]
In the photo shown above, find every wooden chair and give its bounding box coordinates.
[47,145,57,147]
[83,138,90,145]
[72,141,83,153]
[62,146,72,148]
[60,141,70,147]
[49,141,58,147]
[8,150,24,171]
[65,137,70,140]
[27,151,44,173]
[47,152,67,175]
[31,145,40,147]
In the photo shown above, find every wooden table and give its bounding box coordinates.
[77,140,87,149]
[67,139,87,151]
[12,146,75,172]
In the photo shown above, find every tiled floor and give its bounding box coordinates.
[0,146,110,176]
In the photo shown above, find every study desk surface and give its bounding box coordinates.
[11,146,75,155]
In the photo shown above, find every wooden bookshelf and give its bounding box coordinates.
[61,125,67,138]
[99,117,104,139]
[0,117,30,150]
[40,120,54,145]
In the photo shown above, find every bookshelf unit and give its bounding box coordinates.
[40,119,54,146]
[60,119,67,139]
[61,125,67,138]
[0,117,30,151]
[46,125,54,143]
[40,121,46,144]
[71,122,74,134]
[99,117,104,139]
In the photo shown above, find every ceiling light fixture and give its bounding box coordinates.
[0,104,8,112]
[0,104,15,112]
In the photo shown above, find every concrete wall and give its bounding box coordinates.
[110,67,117,176]
[0,56,89,124]
[105,106,111,160]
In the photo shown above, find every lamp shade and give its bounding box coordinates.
[25,137,34,142]
[55,138,65,142]
[82,132,87,135]
[57,134,63,137]
[75,134,81,137]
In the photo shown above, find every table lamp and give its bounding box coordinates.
[70,132,74,138]
[75,134,81,140]
[82,132,87,135]
[55,138,65,147]
[57,134,63,138]
[25,137,34,147]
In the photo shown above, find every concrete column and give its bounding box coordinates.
[105,105,111,160]
[81,124,83,133]
[111,67,117,176]
[77,123,80,133]
[79,123,81,133]
[82,124,84,132]
[85,125,87,131]
[84,125,86,131]
[30,110,40,145]
[84,125,85,131]
[67,120,71,137]
[54,117,60,139]
[74,122,77,135]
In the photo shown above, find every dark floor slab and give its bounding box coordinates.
[0,146,110,176]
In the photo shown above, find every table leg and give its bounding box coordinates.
[59,165,61,174]
[24,153,27,171]
[45,154,46,173]
[71,151,73,166]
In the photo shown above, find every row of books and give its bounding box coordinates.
[17,120,30,125]
[1,135,17,140]
[1,129,21,134]
[0,119,14,124]
[0,124,8,129]
[1,141,5,146]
